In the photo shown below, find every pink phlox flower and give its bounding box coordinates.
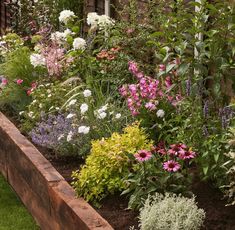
[145,102,156,111]
[163,160,181,172]
[16,79,23,85]
[134,150,152,162]
[128,61,139,75]
[1,78,8,85]
[119,85,128,97]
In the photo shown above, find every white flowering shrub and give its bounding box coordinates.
[139,193,205,230]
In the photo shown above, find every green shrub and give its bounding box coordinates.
[139,193,205,230]
[72,123,153,205]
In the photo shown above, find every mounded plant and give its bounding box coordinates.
[72,122,153,205]
[139,193,205,230]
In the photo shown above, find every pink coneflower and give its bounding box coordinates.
[168,143,187,156]
[134,150,152,162]
[151,141,167,155]
[163,160,181,172]
[16,79,23,85]
[179,150,196,160]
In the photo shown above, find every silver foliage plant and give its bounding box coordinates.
[139,193,205,230]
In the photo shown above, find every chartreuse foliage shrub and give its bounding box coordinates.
[72,123,153,205]
[139,193,205,230]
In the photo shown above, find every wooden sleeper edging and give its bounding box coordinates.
[0,112,113,230]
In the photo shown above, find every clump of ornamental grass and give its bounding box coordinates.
[139,193,205,230]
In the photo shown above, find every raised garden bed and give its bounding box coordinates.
[1,112,235,230]
[0,112,113,230]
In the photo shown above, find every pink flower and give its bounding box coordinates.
[127,28,135,34]
[2,79,8,85]
[27,89,32,95]
[31,82,37,89]
[165,76,172,88]
[159,64,166,71]
[134,150,152,162]
[16,79,23,85]
[119,85,128,97]
[145,102,156,111]
[163,160,181,172]
[179,150,196,160]
[128,61,139,75]
[168,143,187,156]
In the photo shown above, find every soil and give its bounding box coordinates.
[3,112,235,230]
[47,151,235,230]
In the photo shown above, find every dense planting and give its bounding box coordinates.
[0,0,234,229]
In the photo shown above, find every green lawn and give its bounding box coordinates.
[0,175,39,230]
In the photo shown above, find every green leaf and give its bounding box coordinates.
[203,166,209,175]
[178,63,190,76]
[214,153,220,163]
[166,64,176,74]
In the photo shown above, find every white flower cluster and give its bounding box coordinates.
[30,53,46,68]
[95,104,108,119]
[83,89,92,98]
[156,109,165,118]
[51,29,73,43]
[59,10,75,24]
[80,103,89,115]
[87,12,115,30]
[73,37,87,50]
[78,126,90,134]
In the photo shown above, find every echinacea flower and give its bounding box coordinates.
[163,160,181,172]
[179,150,196,160]
[134,150,152,162]
[168,143,187,156]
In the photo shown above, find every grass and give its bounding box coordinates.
[0,175,39,230]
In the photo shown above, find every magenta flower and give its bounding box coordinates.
[128,61,139,75]
[159,64,166,71]
[16,79,23,85]
[134,150,152,162]
[163,160,181,172]
[179,150,196,160]
[168,143,187,156]
[1,79,8,85]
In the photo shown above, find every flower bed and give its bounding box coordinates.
[0,1,235,229]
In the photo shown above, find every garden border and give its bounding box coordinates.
[0,112,113,230]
